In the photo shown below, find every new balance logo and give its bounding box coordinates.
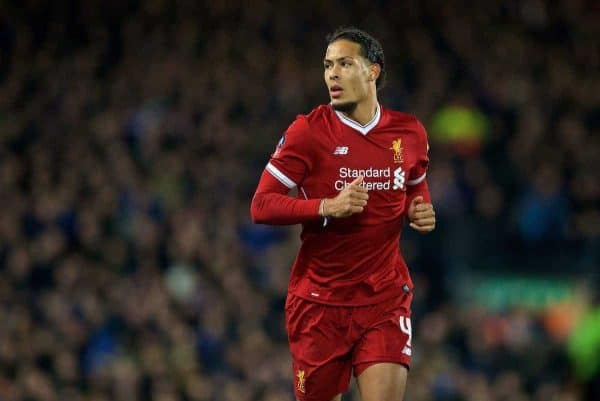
[333,146,349,155]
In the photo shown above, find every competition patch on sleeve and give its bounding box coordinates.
[272,134,286,158]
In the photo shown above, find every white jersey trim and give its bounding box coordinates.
[266,162,297,188]
[407,172,427,186]
[333,103,381,135]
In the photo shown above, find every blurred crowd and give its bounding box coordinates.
[0,1,598,400]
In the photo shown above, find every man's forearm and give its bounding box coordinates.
[250,192,321,225]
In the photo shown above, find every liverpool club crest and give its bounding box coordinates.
[390,139,403,163]
[296,369,306,393]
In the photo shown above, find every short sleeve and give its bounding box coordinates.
[266,116,313,189]
[407,119,429,186]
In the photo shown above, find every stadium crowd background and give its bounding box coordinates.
[0,1,598,400]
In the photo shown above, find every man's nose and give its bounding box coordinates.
[329,65,340,80]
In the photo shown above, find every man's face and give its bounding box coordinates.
[324,39,374,112]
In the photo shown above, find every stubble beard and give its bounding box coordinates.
[331,101,358,114]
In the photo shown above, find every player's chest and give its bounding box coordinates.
[313,129,418,193]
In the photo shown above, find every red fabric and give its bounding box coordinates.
[405,119,431,207]
[250,170,322,225]
[252,104,431,305]
[406,179,431,208]
[286,291,413,401]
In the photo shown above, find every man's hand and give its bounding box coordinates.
[407,196,436,233]
[322,176,369,218]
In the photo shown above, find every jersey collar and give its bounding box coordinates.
[333,103,381,135]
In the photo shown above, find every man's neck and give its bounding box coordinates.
[343,97,379,126]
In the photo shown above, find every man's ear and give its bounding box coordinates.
[369,63,381,82]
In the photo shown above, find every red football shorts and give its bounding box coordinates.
[285,291,413,401]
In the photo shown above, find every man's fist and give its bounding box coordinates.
[322,176,369,218]
[407,196,436,233]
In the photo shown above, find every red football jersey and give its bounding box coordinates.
[266,104,430,306]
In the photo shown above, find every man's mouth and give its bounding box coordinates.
[330,85,343,99]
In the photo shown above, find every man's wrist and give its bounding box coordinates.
[319,198,328,217]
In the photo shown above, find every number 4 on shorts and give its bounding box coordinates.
[399,316,412,355]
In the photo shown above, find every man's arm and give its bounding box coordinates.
[250,170,321,225]
[250,172,369,225]
[406,119,435,233]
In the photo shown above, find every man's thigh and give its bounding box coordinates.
[286,295,353,401]
[351,294,413,401]
[356,362,408,401]
[352,293,413,376]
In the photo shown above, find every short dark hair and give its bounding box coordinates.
[326,27,386,90]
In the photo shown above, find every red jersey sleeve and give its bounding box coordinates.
[406,119,431,203]
[250,171,321,225]
[250,116,322,225]
[266,116,313,188]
